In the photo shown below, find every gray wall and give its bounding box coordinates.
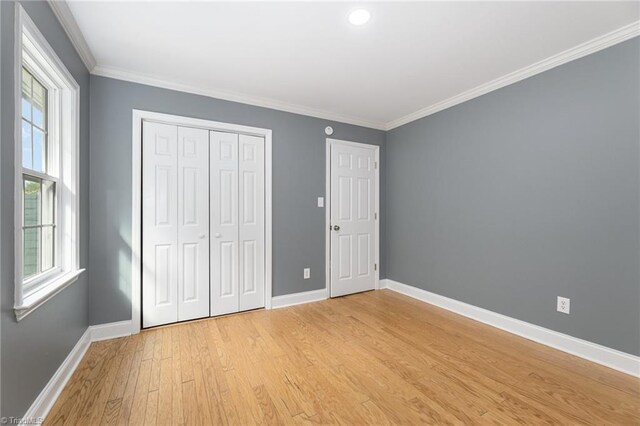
[89,76,386,325]
[0,1,90,418]
[385,38,640,356]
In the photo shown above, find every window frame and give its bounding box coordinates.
[14,5,83,321]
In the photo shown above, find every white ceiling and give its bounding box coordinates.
[66,1,639,129]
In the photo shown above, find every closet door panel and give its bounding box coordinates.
[239,135,265,311]
[142,122,179,328]
[177,126,210,321]
[210,131,240,316]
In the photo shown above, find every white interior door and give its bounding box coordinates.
[210,131,240,316]
[142,122,179,327]
[239,135,265,311]
[177,127,210,321]
[330,142,377,297]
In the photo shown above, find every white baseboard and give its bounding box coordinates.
[90,320,133,342]
[22,327,92,422]
[381,279,640,377]
[271,288,327,309]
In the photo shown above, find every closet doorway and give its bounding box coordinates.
[132,110,272,331]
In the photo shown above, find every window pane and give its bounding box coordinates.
[32,105,45,129]
[23,227,39,279]
[41,225,55,272]
[23,178,41,227]
[42,180,55,225]
[21,68,32,98]
[32,77,46,129]
[33,128,45,172]
[32,78,46,109]
[22,176,56,279]
[21,68,48,173]
[22,120,33,169]
[22,97,31,121]
[22,68,32,121]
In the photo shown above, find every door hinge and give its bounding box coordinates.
[374,161,378,169]
[374,212,377,220]
[374,263,377,271]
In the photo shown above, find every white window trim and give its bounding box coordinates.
[13,4,83,321]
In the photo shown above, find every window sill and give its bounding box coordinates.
[14,268,85,321]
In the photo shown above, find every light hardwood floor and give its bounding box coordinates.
[45,290,639,425]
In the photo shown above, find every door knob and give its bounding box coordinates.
[198,233,206,239]
[215,233,222,238]
[332,225,340,231]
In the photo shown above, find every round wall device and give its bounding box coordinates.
[325,126,334,136]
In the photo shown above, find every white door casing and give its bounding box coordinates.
[142,122,179,327]
[210,131,240,316]
[239,134,266,311]
[177,126,210,321]
[329,140,377,297]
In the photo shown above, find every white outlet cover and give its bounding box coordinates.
[557,296,570,314]
[317,197,324,207]
[304,268,310,279]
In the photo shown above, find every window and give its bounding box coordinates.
[14,5,83,321]
[21,68,57,288]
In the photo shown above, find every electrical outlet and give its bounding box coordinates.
[304,268,310,279]
[557,296,570,314]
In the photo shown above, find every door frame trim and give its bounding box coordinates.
[325,138,380,299]
[131,109,273,334]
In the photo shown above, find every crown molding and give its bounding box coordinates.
[47,0,96,71]
[385,21,640,130]
[91,65,387,130]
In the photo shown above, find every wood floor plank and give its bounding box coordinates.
[108,350,135,402]
[128,358,153,425]
[185,324,215,426]
[170,327,184,426]
[156,357,173,426]
[179,325,194,383]
[144,390,159,426]
[180,380,198,426]
[149,329,163,392]
[253,384,286,425]
[100,398,122,426]
[77,339,129,426]
[46,291,640,425]
[115,349,144,425]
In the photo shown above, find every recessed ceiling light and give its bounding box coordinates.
[348,9,371,26]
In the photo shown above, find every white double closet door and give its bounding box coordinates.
[142,122,265,328]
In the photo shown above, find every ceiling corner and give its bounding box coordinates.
[48,0,97,72]
[384,20,640,131]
